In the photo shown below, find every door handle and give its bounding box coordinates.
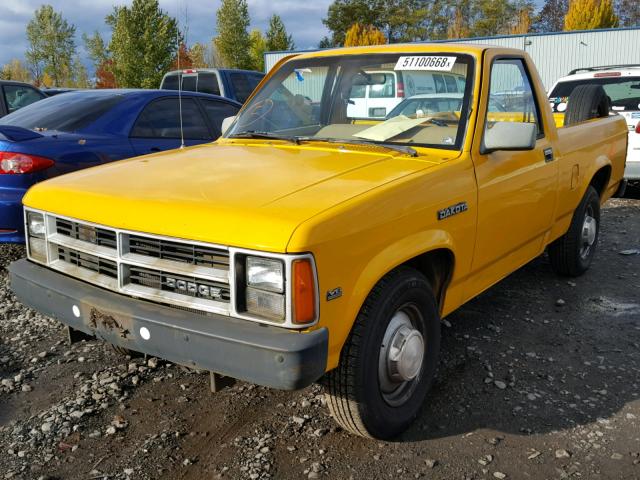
[543,148,554,163]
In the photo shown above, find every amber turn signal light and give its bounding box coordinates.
[292,259,316,324]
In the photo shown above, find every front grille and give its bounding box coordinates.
[128,266,230,302]
[38,214,231,315]
[128,235,229,270]
[56,246,118,278]
[56,218,117,249]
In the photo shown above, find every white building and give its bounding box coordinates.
[264,26,640,90]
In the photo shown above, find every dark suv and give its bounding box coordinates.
[160,68,265,104]
[0,81,46,118]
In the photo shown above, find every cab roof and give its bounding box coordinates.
[294,43,519,60]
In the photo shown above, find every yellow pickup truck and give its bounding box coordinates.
[10,44,627,439]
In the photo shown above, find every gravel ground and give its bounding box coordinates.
[1,194,639,480]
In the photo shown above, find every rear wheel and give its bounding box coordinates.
[548,186,600,276]
[563,84,610,126]
[325,267,441,439]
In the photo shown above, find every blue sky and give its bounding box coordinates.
[0,0,334,68]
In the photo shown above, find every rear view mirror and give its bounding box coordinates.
[221,116,236,136]
[482,122,537,154]
[352,72,387,86]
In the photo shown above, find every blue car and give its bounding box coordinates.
[0,89,241,243]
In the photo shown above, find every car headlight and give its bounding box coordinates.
[26,211,46,262]
[27,211,45,238]
[246,257,284,293]
[245,256,285,321]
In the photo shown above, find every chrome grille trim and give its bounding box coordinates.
[32,210,231,316]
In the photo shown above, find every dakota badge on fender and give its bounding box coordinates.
[438,202,468,220]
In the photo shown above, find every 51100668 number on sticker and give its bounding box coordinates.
[395,56,456,71]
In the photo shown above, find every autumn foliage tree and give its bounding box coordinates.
[344,23,387,47]
[564,0,619,30]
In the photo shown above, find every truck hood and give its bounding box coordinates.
[23,141,449,251]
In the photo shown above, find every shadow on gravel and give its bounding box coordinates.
[401,202,640,443]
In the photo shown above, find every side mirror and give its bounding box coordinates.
[221,116,236,136]
[482,121,537,154]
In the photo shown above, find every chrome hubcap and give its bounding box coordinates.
[378,306,425,407]
[580,208,597,259]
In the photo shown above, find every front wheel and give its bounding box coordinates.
[548,186,601,276]
[324,267,441,439]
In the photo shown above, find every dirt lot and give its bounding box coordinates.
[1,193,639,480]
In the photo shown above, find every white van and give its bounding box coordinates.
[347,70,466,119]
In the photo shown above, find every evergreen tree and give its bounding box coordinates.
[249,30,267,71]
[564,0,619,30]
[107,0,180,88]
[215,0,252,69]
[26,5,76,87]
[265,15,295,51]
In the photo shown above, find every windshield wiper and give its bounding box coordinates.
[228,131,300,144]
[300,137,418,157]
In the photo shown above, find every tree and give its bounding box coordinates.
[0,59,31,83]
[344,23,387,46]
[472,0,520,36]
[447,0,473,39]
[564,0,619,30]
[533,0,569,32]
[189,42,211,68]
[171,43,193,70]
[323,0,430,45]
[249,30,266,72]
[265,14,295,51]
[510,5,534,33]
[107,0,180,88]
[25,5,76,87]
[616,0,640,26]
[215,0,252,69]
[95,59,117,88]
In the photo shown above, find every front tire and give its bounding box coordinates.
[325,267,441,439]
[548,186,601,276]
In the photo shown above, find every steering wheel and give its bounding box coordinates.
[237,98,275,129]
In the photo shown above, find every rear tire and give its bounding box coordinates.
[325,267,441,439]
[563,84,610,126]
[548,186,600,277]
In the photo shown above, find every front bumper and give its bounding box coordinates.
[9,259,328,390]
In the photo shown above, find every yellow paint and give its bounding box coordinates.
[23,44,628,372]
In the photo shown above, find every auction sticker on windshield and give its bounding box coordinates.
[395,56,456,71]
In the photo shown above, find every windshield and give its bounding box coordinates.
[226,53,475,150]
[549,76,640,112]
[0,93,125,132]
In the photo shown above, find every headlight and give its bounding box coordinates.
[245,256,285,321]
[27,211,45,238]
[26,211,46,262]
[246,257,284,293]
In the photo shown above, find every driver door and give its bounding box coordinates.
[467,54,559,297]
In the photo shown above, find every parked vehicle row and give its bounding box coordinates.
[160,68,265,103]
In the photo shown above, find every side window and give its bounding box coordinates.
[198,73,220,96]
[369,73,395,99]
[230,73,254,103]
[487,58,542,135]
[200,100,240,137]
[457,76,466,92]
[161,75,179,90]
[4,85,44,113]
[433,74,446,93]
[182,75,197,92]
[444,75,457,93]
[131,98,211,140]
[349,84,366,98]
